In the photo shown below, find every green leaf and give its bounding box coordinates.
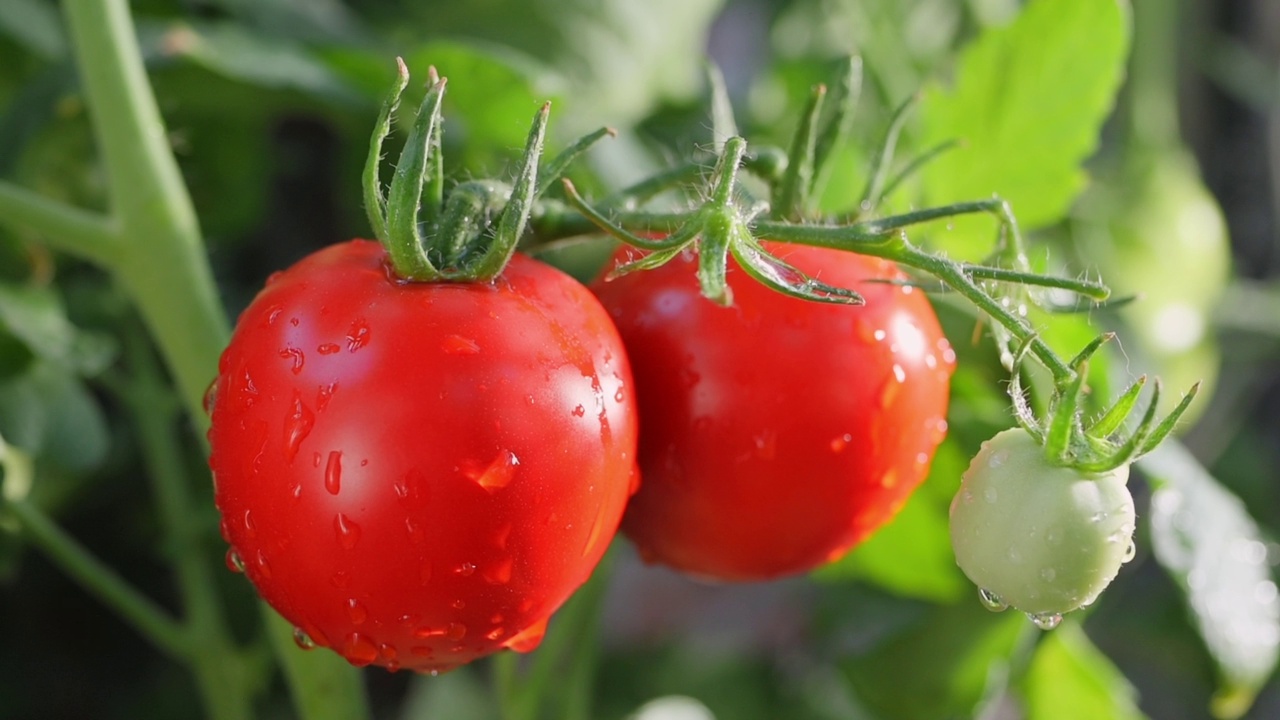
[153,21,359,102]
[840,599,1027,720]
[0,360,110,471]
[0,283,114,375]
[815,438,968,603]
[916,0,1131,258]
[1021,622,1148,720]
[1141,440,1280,719]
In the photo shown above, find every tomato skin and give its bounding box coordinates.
[591,244,955,581]
[208,240,637,673]
[949,428,1136,615]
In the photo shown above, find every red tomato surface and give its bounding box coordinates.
[592,243,954,581]
[207,240,637,673]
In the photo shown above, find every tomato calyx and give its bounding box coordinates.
[362,59,612,283]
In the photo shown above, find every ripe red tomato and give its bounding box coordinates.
[592,243,954,581]
[207,240,637,673]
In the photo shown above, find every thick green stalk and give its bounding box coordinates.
[61,0,227,425]
[56,1,371,717]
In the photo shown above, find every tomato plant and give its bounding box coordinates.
[591,243,954,581]
[948,427,1136,625]
[208,240,637,672]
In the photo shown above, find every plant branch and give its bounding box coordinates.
[0,181,121,265]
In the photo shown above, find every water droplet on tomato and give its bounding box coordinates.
[283,393,315,463]
[983,487,998,504]
[346,598,368,625]
[454,563,476,577]
[442,334,481,355]
[486,627,506,641]
[379,643,399,665]
[265,270,284,286]
[614,388,625,403]
[414,626,445,639]
[290,317,300,327]
[873,329,886,342]
[343,633,378,666]
[452,599,467,610]
[242,509,256,536]
[1046,526,1064,546]
[1028,612,1063,631]
[346,320,370,352]
[317,343,341,355]
[446,623,467,641]
[483,557,513,585]
[1040,567,1057,582]
[988,449,1010,468]
[240,370,259,408]
[265,305,283,326]
[1006,546,1023,564]
[461,450,519,492]
[830,433,853,453]
[203,380,218,416]
[292,627,316,650]
[505,618,549,653]
[1122,541,1136,563]
[325,451,343,495]
[255,550,272,578]
[334,513,361,550]
[978,588,1008,612]
[915,452,929,465]
[316,382,337,412]
[405,517,425,544]
[279,346,305,374]
[572,404,586,417]
[225,548,245,573]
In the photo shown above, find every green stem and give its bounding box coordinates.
[61,0,227,426]
[120,326,254,720]
[0,181,121,265]
[6,497,189,659]
[265,610,373,720]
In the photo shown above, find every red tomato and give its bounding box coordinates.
[592,243,954,581]
[207,240,637,673]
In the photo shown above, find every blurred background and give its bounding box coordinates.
[0,0,1278,718]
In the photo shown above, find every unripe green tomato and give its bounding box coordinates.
[949,428,1136,618]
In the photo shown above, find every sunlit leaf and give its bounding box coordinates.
[1021,622,1148,720]
[1142,440,1280,719]
[917,0,1130,258]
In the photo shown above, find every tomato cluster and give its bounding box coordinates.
[207,235,958,671]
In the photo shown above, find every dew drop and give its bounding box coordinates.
[873,329,886,342]
[446,622,467,641]
[292,627,316,650]
[978,588,1008,612]
[442,334,480,355]
[1122,540,1136,563]
[242,509,256,536]
[1007,546,1023,564]
[346,320,370,352]
[451,598,467,610]
[202,380,218,416]
[504,618,549,653]
[988,449,1010,468]
[461,450,519,492]
[486,627,506,641]
[483,557,514,585]
[830,433,853,453]
[405,517,426,544]
[614,388,625,403]
[1040,567,1057,582]
[455,563,476,577]
[572,404,586,418]
[346,598,368,625]
[1028,612,1063,630]
[316,382,337,413]
[317,343,341,355]
[255,550,272,578]
[279,346,305,374]
[983,487,999,504]
[334,513,362,550]
[225,548,245,573]
[892,364,906,383]
[331,570,351,589]
[283,393,315,463]
[343,633,378,666]
[325,451,343,495]
[1046,527,1064,546]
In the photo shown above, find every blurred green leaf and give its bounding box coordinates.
[1142,440,1280,719]
[0,359,109,471]
[0,0,66,59]
[0,283,114,375]
[916,0,1130,258]
[1021,622,1148,720]
[840,598,1026,720]
[153,20,360,103]
[816,438,967,603]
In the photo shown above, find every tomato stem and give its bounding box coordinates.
[773,83,825,220]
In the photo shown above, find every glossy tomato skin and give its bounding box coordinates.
[592,244,954,581]
[208,240,637,673]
